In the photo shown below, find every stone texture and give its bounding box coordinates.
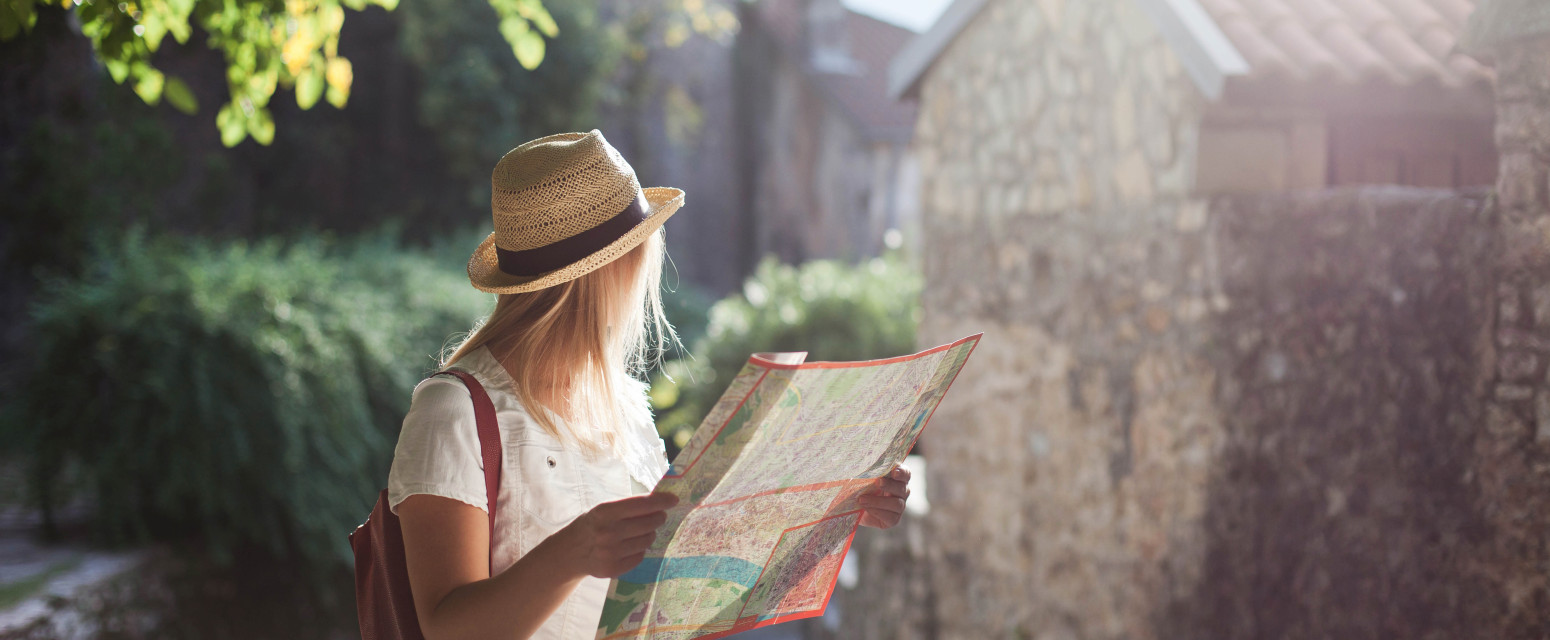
[1171,190,1500,639]
[820,8,1550,640]
[1476,34,1550,640]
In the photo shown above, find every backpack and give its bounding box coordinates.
[350,370,501,640]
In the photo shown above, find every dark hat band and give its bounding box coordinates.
[495,194,649,277]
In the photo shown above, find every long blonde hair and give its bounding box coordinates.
[443,228,675,453]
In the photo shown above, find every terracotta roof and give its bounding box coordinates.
[1198,0,1493,87]
[753,0,918,140]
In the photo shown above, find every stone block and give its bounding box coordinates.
[1499,350,1541,380]
[1113,86,1137,150]
[1175,200,1207,232]
[1495,100,1550,152]
[1495,151,1546,211]
[1498,327,1550,352]
[1497,384,1536,402]
[1037,0,1063,26]
[1114,149,1154,205]
[1142,111,1176,166]
[1540,393,1550,443]
[1500,282,1524,326]
[1534,284,1550,328]
[1144,305,1171,333]
[1494,43,1550,102]
[1505,217,1550,269]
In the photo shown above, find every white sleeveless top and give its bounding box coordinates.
[386,345,669,640]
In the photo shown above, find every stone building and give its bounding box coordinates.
[733,0,922,265]
[813,0,1550,638]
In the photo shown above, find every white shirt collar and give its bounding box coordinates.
[455,346,668,489]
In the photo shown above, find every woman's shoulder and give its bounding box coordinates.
[409,371,479,408]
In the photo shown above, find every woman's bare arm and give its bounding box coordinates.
[398,491,677,640]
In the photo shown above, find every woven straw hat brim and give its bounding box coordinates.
[467,186,684,294]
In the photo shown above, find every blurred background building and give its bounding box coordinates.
[734,0,921,264]
[818,0,1550,638]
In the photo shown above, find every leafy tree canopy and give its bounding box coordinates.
[0,0,558,146]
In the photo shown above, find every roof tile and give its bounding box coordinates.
[1200,0,1493,87]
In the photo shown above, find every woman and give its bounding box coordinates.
[387,130,912,640]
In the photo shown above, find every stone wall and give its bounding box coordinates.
[818,2,1550,639]
[828,0,1216,636]
[1165,189,1498,639]
[1478,35,1550,637]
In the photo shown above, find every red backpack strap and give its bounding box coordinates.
[435,370,501,543]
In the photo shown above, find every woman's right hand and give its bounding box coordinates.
[550,492,679,579]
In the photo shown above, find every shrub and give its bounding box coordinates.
[650,256,922,453]
[0,229,491,568]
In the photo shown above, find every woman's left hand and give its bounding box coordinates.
[858,465,911,529]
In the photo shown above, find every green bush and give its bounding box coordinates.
[650,256,922,453]
[0,229,491,567]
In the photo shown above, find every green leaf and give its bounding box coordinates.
[247,107,274,145]
[514,0,558,37]
[250,64,278,108]
[497,15,528,46]
[163,76,199,114]
[133,68,165,104]
[0,0,30,40]
[105,58,130,83]
[295,66,323,110]
[216,102,247,147]
[325,82,348,109]
[529,6,558,37]
[142,12,167,51]
[513,27,545,70]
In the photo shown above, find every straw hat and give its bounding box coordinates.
[467,130,685,294]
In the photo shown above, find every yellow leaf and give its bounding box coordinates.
[325,57,351,108]
[324,56,352,92]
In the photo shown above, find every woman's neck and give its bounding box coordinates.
[489,343,572,419]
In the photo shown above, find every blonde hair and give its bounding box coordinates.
[443,228,676,453]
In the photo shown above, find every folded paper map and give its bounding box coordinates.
[596,334,982,640]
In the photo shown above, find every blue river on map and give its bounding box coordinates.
[618,555,766,588]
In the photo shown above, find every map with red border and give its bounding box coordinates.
[595,334,981,640]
